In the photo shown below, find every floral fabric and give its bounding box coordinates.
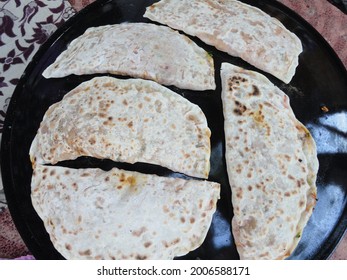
[0,0,75,212]
[0,0,75,258]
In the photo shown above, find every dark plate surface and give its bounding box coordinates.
[1,0,347,260]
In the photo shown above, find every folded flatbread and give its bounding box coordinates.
[30,76,211,179]
[31,164,220,259]
[42,22,215,91]
[144,0,302,83]
[221,63,318,259]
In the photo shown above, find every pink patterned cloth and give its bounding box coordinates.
[0,207,31,259]
[278,0,347,69]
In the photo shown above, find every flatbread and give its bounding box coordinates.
[29,76,211,179]
[221,63,318,259]
[144,0,302,83]
[31,164,220,260]
[42,22,215,91]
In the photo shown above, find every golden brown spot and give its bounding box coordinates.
[206,199,215,210]
[253,109,265,123]
[250,85,260,96]
[187,114,197,122]
[138,103,143,109]
[243,216,257,230]
[77,215,82,223]
[201,212,207,218]
[135,254,148,260]
[99,112,106,118]
[240,31,253,43]
[144,96,151,102]
[233,100,247,115]
[180,217,186,223]
[228,76,247,91]
[79,249,91,256]
[89,137,96,145]
[127,175,136,186]
[284,192,291,197]
[65,243,72,251]
[163,205,170,213]
[144,242,152,248]
[190,217,195,224]
[117,185,122,190]
[42,168,48,173]
[321,106,329,113]
[175,186,184,193]
[119,173,126,182]
[172,238,180,245]
[105,176,110,182]
[236,166,242,174]
[81,172,90,177]
[297,180,302,188]
[248,186,253,191]
[184,153,190,158]
[132,226,147,237]
[42,175,47,180]
[122,99,128,106]
[299,200,305,207]
[103,82,112,88]
[154,100,162,113]
[198,199,203,209]
[163,238,180,248]
[259,252,270,258]
[236,190,243,199]
[127,121,133,128]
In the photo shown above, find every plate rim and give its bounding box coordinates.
[1,0,347,260]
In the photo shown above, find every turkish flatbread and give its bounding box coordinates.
[29,76,211,179]
[31,164,220,259]
[42,22,215,91]
[144,0,302,83]
[221,63,318,259]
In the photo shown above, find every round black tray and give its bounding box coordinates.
[1,0,347,259]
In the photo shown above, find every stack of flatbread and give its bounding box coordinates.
[30,0,318,260]
[30,76,220,259]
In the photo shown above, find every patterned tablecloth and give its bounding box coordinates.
[0,0,346,260]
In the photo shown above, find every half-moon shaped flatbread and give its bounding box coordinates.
[42,22,215,91]
[31,164,220,259]
[144,0,302,83]
[29,76,211,179]
[221,63,318,259]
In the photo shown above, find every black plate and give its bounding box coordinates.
[1,0,347,260]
